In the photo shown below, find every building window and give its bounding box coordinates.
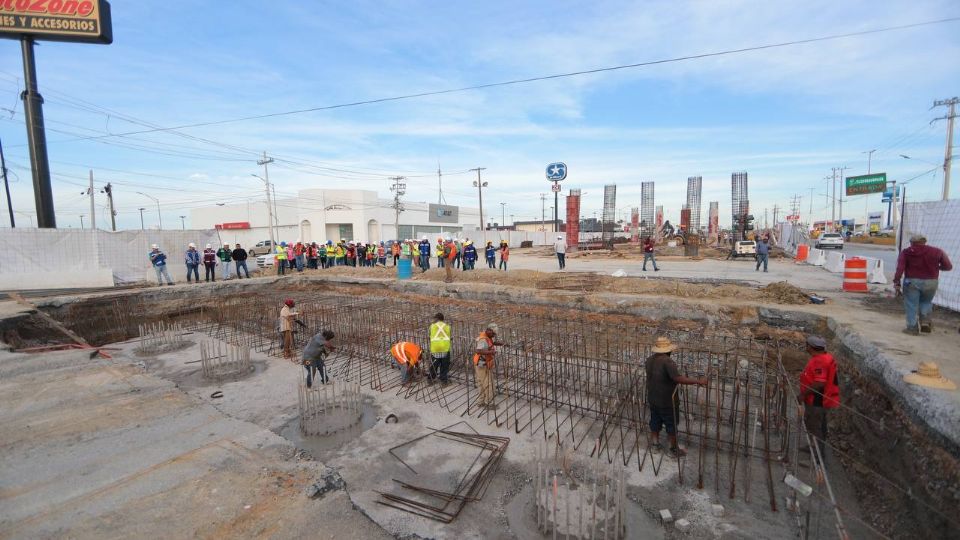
[398,225,414,240]
[338,224,354,241]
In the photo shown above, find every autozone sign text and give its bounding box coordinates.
[0,0,112,44]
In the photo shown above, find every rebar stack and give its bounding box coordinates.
[536,439,627,539]
[297,380,362,436]
[137,321,185,354]
[199,339,252,380]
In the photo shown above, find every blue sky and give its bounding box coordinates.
[0,0,957,230]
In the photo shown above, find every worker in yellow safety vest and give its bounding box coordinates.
[390,341,423,385]
[473,323,503,408]
[428,313,452,384]
[275,242,288,276]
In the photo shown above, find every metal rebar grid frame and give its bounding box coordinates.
[137,320,186,354]
[297,380,362,436]
[731,172,749,242]
[640,182,654,239]
[566,189,581,250]
[708,201,720,245]
[686,176,703,232]
[199,339,252,380]
[173,289,802,512]
[602,184,617,246]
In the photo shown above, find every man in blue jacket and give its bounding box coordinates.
[418,236,431,272]
[149,244,174,286]
[755,236,770,273]
[184,243,201,283]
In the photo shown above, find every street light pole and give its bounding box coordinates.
[500,202,506,228]
[470,167,487,231]
[180,215,186,230]
[138,207,145,230]
[137,192,161,229]
[79,214,84,230]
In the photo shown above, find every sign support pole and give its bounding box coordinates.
[20,37,55,228]
[553,182,558,233]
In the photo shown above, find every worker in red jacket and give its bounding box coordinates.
[798,335,840,460]
[893,233,953,335]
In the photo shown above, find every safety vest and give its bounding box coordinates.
[401,243,411,257]
[391,342,421,366]
[429,321,451,354]
[472,333,495,367]
[445,241,457,261]
[436,242,444,256]
[335,246,345,258]
[275,246,287,260]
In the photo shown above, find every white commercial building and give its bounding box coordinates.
[189,189,480,248]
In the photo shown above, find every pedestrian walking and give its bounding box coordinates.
[217,243,233,280]
[798,335,840,460]
[642,236,659,271]
[428,313,452,384]
[499,241,510,271]
[232,243,250,278]
[279,299,299,360]
[473,323,503,409]
[275,242,288,275]
[645,336,707,458]
[418,236,431,271]
[554,235,566,269]
[202,244,217,282]
[302,330,336,388]
[390,341,423,385]
[755,235,770,272]
[149,244,174,286]
[184,243,200,283]
[894,233,953,335]
[485,241,496,269]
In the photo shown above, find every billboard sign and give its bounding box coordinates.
[545,162,567,182]
[0,0,113,44]
[428,203,458,224]
[845,172,886,196]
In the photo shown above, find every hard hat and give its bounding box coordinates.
[205,243,212,249]
[327,240,333,245]
[224,243,230,246]
[557,236,563,239]
[445,236,452,241]
[281,241,287,246]
[422,235,428,240]
[284,298,295,307]
[151,244,159,249]
[188,243,196,248]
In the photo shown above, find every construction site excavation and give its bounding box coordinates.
[2,273,958,540]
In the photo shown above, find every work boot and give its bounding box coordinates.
[902,327,920,336]
[920,320,933,333]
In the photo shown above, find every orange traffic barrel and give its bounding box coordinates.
[795,244,809,262]
[842,258,868,292]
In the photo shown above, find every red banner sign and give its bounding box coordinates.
[216,222,250,230]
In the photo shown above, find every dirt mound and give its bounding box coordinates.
[760,281,810,304]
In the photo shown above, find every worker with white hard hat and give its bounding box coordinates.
[184,243,201,283]
[418,235,432,272]
[148,243,174,286]
[554,234,567,270]
[202,243,217,282]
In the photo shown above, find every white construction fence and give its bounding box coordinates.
[777,221,888,286]
[899,199,960,311]
[0,228,220,290]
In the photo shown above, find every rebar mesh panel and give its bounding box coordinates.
[640,182,655,238]
[686,176,702,232]
[731,172,749,241]
[602,185,617,245]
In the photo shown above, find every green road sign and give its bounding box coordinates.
[845,173,887,196]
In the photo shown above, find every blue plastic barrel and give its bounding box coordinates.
[397,258,412,280]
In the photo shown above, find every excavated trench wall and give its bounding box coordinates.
[8,276,958,538]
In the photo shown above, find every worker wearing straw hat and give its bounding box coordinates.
[645,336,707,458]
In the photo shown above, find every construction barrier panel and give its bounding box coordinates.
[795,244,809,262]
[807,248,826,266]
[824,251,846,273]
[867,258,888,284]
[842,258,869,292]
[899,199,960,310]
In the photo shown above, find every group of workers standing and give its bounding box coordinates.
[149,242,250,285]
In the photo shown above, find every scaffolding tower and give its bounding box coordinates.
[731,172,749,241]
[640,182,654,238]
[602,184,617,245]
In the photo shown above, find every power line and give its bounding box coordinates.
[19,17,960,143]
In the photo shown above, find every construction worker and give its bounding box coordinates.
[294,240,306,272]
[473,323,503,409]
[554,235,566,270]
[391,240,401,265]
[642,236,659,271]
[232,243,250,278]
[485,241,496,269]
[418,236,431,271]
[279,299,299,360]
[400,239,412,261]
[148,244,174,286]
[498,241,510,271]
[894,233,953,334]
[462,240,477,270]
[319,242,328,269]
[798,335,840,460]
[335,242,346,266]
[302,330,336,388]
[443,237,458,283]
[275,242,288,275]
[645,336,707,458]
[307,242,318,269]
[202,244,217,282]
[428,313,452,384]
[184,243,200,283]
[217,243,233,280]
[391,341,423,385]
[377,242,387,266]
[436,237,446,268]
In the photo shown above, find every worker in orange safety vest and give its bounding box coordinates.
[472,323,504,408]
[391,341,424,385]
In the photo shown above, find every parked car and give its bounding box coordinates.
[256,254,275,268]
[816,232,844,250]
[731,240,756,258]
[248,240,274,257]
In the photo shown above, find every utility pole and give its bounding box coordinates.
[837,166,850,230]
[138,207,145,230]
[79,214,84,230]
[20,38,55,228]
[863,148,877,174]
[500,202,506,228]
[390,176,406,239]
[102,182,117,231]
[470,167,487,231]
[0,137,13,227]
[540,193,546,231]
[88,170,96,230]
[830,170,837,225]
[257,152,276,247]
[180,215,186,230]
[932,97,958,200]
[437,162,446,205]
[808,187,814,225]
